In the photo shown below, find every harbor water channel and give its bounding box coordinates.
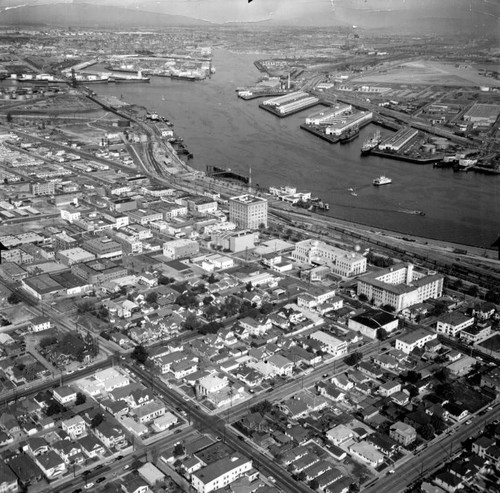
[89,49,499,248]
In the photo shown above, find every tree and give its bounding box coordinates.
[131,344,148,364]
[381,304,395,313]
[204,305,219,321]
[183,313,201,331]
[250,400,273,414]
[6,113,12,123]
[376,328,388,341]
[418,423,435,441]
[402,371,421,384]
[430,302,447,317]
[207,273,217,284]
[158,275,174,285]
[76,300,95,314]
[310,479,319,490]
[430,414,446,434]
[198,321,222,335]
[358,293,368,302]
[75,392,86,405]
[145,291,158,305]
[203,296,214,306]
[260,302,274,315]
[245,282,253,292]
[39,335,58,349]
[173,443,185,457]
[7,292,22,305]
[344,352,363,366]
[435,382,455,400]
[46,401,65,416]
[91,413,104,429]
[406,384,419,399]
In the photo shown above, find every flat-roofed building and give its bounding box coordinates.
[324,111,373,137]
[229,194,268,230]
[82,238,122,260]
[379,128,419,152]
[348,441,384,467]
[305,103,352,124]
[356,263,443,312]
[163,239,199,259]
[31,181,55,196]
[309,330,348,357]
[395,328,437,354]
[71,259,127,285]
[128,208,163,225]
[293,239,366,277]
[56,247,95,266]
[191,453,252,493]
[436,311,474,337]
[463,103,500,125]
[348,309,399,339]
[21,274,64,300]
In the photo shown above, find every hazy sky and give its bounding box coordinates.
[143,0,332,23]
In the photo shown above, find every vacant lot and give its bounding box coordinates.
[354,60,500,87]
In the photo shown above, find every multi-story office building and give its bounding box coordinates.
[356,263,443,312]
[229,194,268,230]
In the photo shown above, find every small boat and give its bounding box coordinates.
[351,192,358,197]
[373,175,392,186]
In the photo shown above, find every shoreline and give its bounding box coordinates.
[272,201,497,257]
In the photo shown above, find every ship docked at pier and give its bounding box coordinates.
[361,130,381,155]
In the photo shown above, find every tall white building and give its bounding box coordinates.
[356,263,443,312]
[229,194,268,230]
[293,239,366,277]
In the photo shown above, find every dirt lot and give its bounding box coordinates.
[354,60,500,87]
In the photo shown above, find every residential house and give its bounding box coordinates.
[34,451,66,480]
[120,474,150,493]
[53,386,77,405]
[94,421,126,449]
[78,434,105,458]
[134,400,166,424]
[434,472,462,493]
[379,381,401,397]
[0,459,18,493]
[332,375,354,392]
[51,439,83,465]
[327,425,354,446]
[29,316,51,332]
[6,454,42,488]
[348,442,384,467]
[61,416,86,439]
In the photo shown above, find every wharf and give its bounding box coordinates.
[370,149,443,165]
[259,101,320,118]
[239,92,285,100]
[299,124,340,144]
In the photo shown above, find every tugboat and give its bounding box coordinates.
[361,129,382,155]
[373,175,392,186]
